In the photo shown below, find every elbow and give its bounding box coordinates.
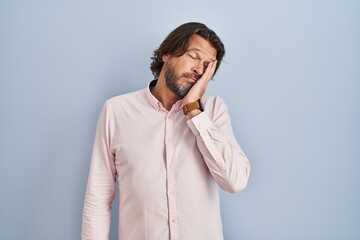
[223,164,250,193]
[224,177,249,193]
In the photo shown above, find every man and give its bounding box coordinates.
[82,22,250,240]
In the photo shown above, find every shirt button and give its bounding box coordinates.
[171,218,176,223]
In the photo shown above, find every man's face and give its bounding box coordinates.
[163,34,217,98]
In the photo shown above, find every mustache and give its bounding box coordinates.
[182,72,201,81]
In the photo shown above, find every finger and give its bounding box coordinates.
[203,60,217,82]
[196,61,217,92]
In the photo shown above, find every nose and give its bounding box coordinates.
[191,61,204,76]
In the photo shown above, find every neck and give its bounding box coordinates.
[151,76,180,111]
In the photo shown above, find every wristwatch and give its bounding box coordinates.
[182,99,204,115]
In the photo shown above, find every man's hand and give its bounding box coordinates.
[182,60,217,106]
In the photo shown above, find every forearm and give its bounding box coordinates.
[82,147,116,240]
[187,111,250,193]
[82,176,115,240]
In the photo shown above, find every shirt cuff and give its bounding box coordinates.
[186,112,213,136]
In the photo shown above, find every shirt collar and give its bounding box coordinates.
[145,80,161,111]
[145,79,183,112]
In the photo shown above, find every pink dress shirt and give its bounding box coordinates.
[82,81,250,240]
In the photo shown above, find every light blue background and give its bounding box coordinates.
[0,1,359,239]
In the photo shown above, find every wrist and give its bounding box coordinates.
[182,99,203,117]
[186,109,202,119]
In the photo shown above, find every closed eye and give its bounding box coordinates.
[187,54,196,60]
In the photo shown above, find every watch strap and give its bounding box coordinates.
[182,99,203,115]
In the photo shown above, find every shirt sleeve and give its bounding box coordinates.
[186,97,250,193]
[82,101,116,240]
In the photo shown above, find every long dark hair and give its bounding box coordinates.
[150,22,225,78]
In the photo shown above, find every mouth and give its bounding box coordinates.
[183,73,200,83]
[186,76,197,83]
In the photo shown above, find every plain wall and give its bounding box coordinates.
[0,0,359,239]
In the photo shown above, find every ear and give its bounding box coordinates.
[162,54,169,62]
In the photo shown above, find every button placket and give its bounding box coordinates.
[165,112,179,239]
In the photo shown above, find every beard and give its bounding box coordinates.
[164,60,200,98]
